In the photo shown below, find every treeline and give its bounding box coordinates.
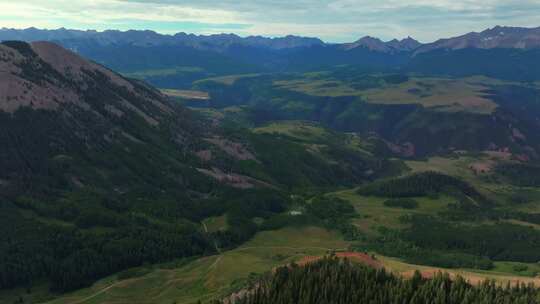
[357,171,488,205]
[210,125,403,192]
[219,257,540,304]
[362,226,494,270]
[364,215,540,270]
[403,215,540,264]
[211,189,290,249]
[496,163,540,187]
[213,194,360,249]
[0,200,213,292]
[0,187,290,292]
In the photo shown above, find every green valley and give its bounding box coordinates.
[2,23,540,304]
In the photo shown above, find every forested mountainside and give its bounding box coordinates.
[2,27,540,304]
[195,72,540,158]
[0,41,398,293]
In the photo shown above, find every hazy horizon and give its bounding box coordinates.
[2,0,540,43]
[2,24,539,45]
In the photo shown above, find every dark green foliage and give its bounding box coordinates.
[383,198,419,209]
[513,265,529,273]
[357,172,487,204]
[259,213,320,231]
[1,41,37,57]
[209,126,402,191]
[71,43,262,89]
[307,196,356,221]
[496,163,540,187]
[212,189,290,249]
[0,42,251,292]
[0,200,214,292]
[197,73,540,157]
[361,226,494,270]
[402,216,540,263]
[224,257,540,304]
[306,196,361,241]
[507,193,534,205]
[407,48,540,81]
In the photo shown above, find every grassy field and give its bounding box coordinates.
[202,215,228,233]
[253,121,332,143]
[196,74,261,86]
[274,74,500,114]
[8,223,540,303]
[403,153,540,210]
[405,154,515,196]
[274,78,361,97]
[377,255,540,286]
[361,77,497,114]
[38,227,348,304]
[123,66,204,79]
[252,120,374,155]
[405,155,481,180]
[329,189,451,235]
[161,89,209,100]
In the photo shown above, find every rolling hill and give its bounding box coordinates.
[2,26,540,304]
[0,41,398,296]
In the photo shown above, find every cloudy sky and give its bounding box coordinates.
[1,0,540,42]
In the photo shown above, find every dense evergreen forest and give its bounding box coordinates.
[3,38,540,304]
[357,172,484,201]
[496,163,540,187]
[223,257,540,304]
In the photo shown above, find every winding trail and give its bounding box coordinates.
[66,279,138,304]
[52,245,344,304]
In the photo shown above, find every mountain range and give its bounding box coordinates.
[2,26,540,52]
[2,24,540,304]
[2,25,539,88]
[416,26,540,54]
[0,27,325,50]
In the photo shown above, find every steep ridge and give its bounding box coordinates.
[0,40,200,197]
[415,26,540,54]
[0,28,324,50]
[0,40,227,293]
[0,42,394,294]
[343,36,421,53]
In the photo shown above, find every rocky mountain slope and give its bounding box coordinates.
[342,36,421,53]
[4,26,540,86]
[0,41,400,293]
[0,40,211,198]
[415,26,540,54]
[0,27,325,50]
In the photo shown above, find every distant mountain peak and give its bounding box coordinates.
[415,25,540,55]
[343,35,421,52]
[0,27,324,50]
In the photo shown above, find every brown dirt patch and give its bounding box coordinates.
[469,161,495,174]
